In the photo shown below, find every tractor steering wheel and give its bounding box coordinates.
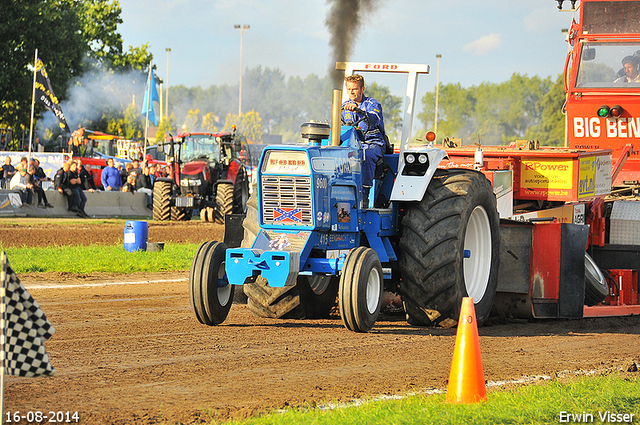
[341,106,372,130]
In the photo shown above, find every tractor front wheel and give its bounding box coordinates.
[338,247,383,332]
[189,241,234,325]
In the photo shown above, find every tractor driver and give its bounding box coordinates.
[341,74,386,208]
[614,55,640,83]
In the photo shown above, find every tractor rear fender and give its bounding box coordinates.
[155,176,175,185]
[215,179,233,188]
[224,159,244,183]
[389,148,448,202]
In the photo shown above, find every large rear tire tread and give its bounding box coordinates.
[233,167,250,215]
[398,169,500,327]
[232,187,259,304]
[215,183,234,224]
[240,184,259,248]
[244,276,305,319]
[153,180,172,221]
[244,274,338,319]
[171,206,192,221]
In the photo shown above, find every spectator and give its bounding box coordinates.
[122,162,133,185]
[121,174,136,193]
[128,159,142,180]
[2,156,16,186]
[148,164,158,185]
[54,162,81,214]
[16,157,28,172]
[101,157,121,191]
[79,162,96,192]
[135,165,154,209]
[9,168,32,205]
[68,161,89,218]
[27,165,53,208]
[33,158,49,181]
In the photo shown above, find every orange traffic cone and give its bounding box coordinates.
[446,297,487,403]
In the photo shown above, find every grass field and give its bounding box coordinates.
[216,374,639,425]
[0,243,199,274]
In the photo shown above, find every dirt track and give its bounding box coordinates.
[2,219,640,424]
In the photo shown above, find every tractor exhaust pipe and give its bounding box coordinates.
[331,89,342,146]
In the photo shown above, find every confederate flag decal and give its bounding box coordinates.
[273,208,303,224]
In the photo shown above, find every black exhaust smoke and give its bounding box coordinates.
[325,0,379,88]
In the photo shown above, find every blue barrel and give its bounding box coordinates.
[124,220,148,252]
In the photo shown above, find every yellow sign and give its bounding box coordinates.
[521,159,573,189]
[577,156,596,199]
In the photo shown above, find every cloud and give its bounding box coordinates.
[463,33,502,55]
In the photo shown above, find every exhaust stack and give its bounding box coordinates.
[331,89,342,146]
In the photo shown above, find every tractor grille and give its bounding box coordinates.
[261,176,313,226]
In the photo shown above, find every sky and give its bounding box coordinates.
[117,0,575,107]
[118,0,572,89]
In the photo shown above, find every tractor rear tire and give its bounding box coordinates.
[338,247,383,332]
[171,206,192,221]
[584,252,608,306]
[233,167,250,214]
[240,183,259,248]
[245,274,338,319]
[153,180,172,221]
[189,241,234,325]
[398,169,500,327]
[214,183,234,224]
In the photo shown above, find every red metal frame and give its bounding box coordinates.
[564,0,640,185]
[584,269,640,316]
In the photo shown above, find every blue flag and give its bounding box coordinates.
[141,69,159,126]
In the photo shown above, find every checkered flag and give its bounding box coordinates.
[1,251,55,377]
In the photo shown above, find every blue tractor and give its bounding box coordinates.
[189,62,501,332]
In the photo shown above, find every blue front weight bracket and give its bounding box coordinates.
[226,248,300,288]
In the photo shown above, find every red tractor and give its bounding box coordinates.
[152,130,251,222]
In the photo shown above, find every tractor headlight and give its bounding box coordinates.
[402,151,430,177]
[181,178,202,186]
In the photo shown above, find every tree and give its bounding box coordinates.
[156,113,176,143]
[418,74,558,146]
[79,0,124,68]
[526,74,566,146]
[0,0,85,131]
[201,112,219,133]
[419,83,476,144]
[0,0,152,141]
[365,82,402,142]
[223,111,264,142]
[182,109,200,133]
[123,103,143,139]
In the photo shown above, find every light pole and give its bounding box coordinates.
[434,54,442,137]
[165,48,171,121]
[234,24,250,116]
